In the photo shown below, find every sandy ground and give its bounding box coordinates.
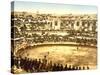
[17,45,97,69]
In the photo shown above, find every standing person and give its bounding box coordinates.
[56,63,60,71]
[82,66,85,70]
[68,65,72,70]
[64,64,68,71]
[37,59,42,72]
[47,61,53,71]
[79,66,81,70]
[52,63,57,71]
[87,66,89,70]
[42,56,47,70]
[60,64,63,71]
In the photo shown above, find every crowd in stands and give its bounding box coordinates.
[11,12,97,48]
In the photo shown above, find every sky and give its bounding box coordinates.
[11,1,97,15]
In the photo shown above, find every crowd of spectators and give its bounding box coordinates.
[11,12,97,46]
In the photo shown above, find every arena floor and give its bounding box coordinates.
[17,44,97,69]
